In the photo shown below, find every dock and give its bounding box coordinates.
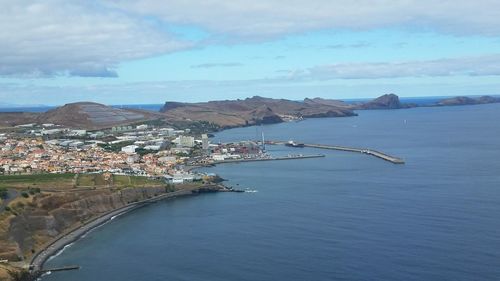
[212,154,325,165]
[40,265,80,273]
[269,141,405,164]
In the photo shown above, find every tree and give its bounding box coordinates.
[0,187,7,199]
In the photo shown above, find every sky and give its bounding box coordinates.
[2,0,500,106]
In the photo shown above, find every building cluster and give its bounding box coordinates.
[0,123,267,184]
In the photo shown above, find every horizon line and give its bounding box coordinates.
[0,94,498,108]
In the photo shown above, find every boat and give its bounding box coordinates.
[285,140,305,148]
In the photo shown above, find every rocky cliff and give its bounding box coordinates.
[1,187,166,261]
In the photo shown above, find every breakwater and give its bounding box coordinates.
[269,141,405,164]
[212,154,325,165]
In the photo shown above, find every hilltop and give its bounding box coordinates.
[0,102,164,130]
[38,102,163,130]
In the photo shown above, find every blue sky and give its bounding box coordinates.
[2,1,500,105]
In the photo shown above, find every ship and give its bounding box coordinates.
[285,140,305,148]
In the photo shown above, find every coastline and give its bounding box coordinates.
[28,185,217,277]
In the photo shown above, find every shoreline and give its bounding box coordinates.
[27,156,272,278]
[28,185,218,277]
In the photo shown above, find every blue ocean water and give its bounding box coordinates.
[43,104,500,281]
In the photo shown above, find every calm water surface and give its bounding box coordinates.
[43,104,500,281]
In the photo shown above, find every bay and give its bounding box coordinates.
[43,104,500,281]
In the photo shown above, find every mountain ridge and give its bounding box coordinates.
[1,95,500,130]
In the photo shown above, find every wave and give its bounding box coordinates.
[82,212,124,238]
[46,242,74,262]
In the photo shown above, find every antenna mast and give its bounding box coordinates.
[261,126,266,152]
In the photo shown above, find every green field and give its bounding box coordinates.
[112,175,164,188]
[0,173,75,188]
[0,173,165,189]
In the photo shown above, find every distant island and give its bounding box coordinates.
[0,94,499,131]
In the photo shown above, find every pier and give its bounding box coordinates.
[269,141,405,164]
[40,265,80,273]
[212,154,325,165]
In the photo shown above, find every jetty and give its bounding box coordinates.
[269,141,405,164]
[40,265,80,273]
[212,154,325,165]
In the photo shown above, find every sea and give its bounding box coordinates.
[42,103,500,281]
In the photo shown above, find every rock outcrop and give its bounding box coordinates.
[354,94,404,109]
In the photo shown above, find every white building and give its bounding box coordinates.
[212,154,225,161]
[15,123,35,128]
[160,128,175,136]
[171,172,195,184]
[122,145,139,154]
[176,136,195,148]
[144,145,161,151]
[68,130,87,137]
[42,129,63,135]
[136,124,148,130]
[202,134,210,150]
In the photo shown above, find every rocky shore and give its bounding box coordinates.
[29,189,188,272]
[6,184,230,280]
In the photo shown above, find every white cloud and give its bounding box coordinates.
[3,1,500,78]
[108,0,500,38]
[306,55,500,79]
[191,62,243,68]
[0,0,190,77]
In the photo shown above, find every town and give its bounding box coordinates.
[0,122,272,184]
